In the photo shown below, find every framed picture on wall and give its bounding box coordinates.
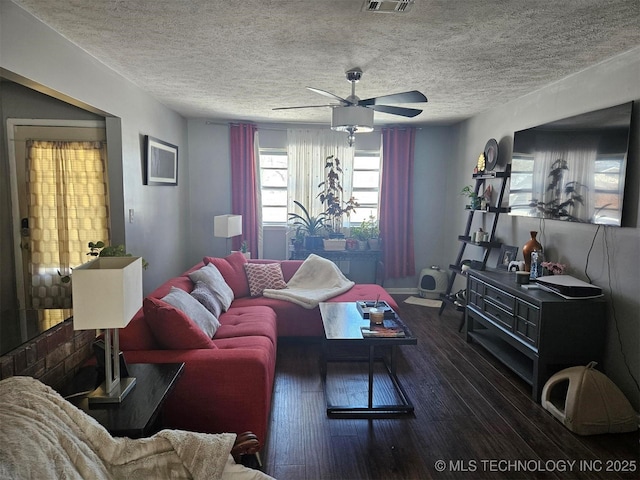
[144,135,178,186]
[497,245,518,270]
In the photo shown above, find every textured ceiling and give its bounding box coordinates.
[12,0,640,126]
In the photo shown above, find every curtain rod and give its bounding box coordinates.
[206,120,422,132]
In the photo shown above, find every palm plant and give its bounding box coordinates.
[288,200,326,236]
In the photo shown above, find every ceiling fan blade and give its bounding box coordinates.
[359,90,428,106]
[272,104,338,111]
[306,87,350,105]
[368,105,423,118]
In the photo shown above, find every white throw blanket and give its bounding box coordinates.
[0,376,274,480]
[263,254,355,309]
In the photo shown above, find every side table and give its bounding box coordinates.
[60,362,185,438]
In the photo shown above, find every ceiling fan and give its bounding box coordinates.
[273,68,428,145]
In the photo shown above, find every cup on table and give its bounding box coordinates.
[369,308,384,325]
[515,271,530,285]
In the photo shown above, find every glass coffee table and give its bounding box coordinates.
[319,302,417,417]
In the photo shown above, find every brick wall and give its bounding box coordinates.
[0,319,95,390]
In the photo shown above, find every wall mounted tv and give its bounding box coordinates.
[509,101,633,226]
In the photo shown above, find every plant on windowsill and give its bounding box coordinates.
[290,228,305,251]
[349,223,370,250]
[59,241,148,283]
[318,155,359,237]
[360,214,380,250]
[287,200,326,250]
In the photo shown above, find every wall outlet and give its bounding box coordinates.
[128,209,134,223]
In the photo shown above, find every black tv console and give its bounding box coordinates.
[465,269,606,401]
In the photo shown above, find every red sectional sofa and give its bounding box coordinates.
[118,252,397,448]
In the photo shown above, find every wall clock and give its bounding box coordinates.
[484,138,499,171]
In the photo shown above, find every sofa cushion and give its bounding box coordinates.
[189,263,234,311]
[244,263,288,296]
[204,252,250,298]
[216,306,277,345]
[162,286,221,338]
[190,281,223,318]
[143,297,217,350]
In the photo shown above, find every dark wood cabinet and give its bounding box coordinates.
[465,269,606,401]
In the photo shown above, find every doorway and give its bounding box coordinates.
[8,119,108,309]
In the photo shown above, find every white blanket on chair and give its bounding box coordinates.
[0,376,274,480]
[263,254,354,309]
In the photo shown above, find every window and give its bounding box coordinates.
[350,151,380,224]
[593,154,625,225]
[259,148,288,223]
[258,148,381,225]
[508,154,535,216]
[27,140,109,308]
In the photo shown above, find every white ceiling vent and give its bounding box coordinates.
[362,0,415,13]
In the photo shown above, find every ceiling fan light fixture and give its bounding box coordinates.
[331,106,374,134]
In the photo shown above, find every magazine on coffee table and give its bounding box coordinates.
[360,319,406,338]
[356,300,396,319]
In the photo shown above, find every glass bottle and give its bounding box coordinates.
[523,231,543,272]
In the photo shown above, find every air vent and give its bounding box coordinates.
[362,0,414,13]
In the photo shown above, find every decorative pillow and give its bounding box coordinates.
[162,286,221,337]
[203,252,250,298]
[244,263,288,297]
[143,297,216,350]
[189,263,234,311]
[190,280,223,318]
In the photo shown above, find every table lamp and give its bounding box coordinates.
[214,214,242,253]
[72,256,142,405]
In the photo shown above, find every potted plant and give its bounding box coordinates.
[349,223,370,250]
[59,241,148,283]
[362,215,380,250]
[460,185,480,210]
[317,155,359,237]
[233,240,251,259]
[290,228,305,251]
[288,200,326,250]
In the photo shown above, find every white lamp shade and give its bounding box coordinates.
[331,106,374,133]
[214,214,243,238]
[72,257,143,330]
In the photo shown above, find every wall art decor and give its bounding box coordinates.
[144,135,178,186]
[497,244,519,270]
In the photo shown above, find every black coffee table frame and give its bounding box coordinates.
[319,302,417,418]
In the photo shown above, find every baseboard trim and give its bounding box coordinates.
[385,288,419,295]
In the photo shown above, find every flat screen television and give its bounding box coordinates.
[509,102,633,226]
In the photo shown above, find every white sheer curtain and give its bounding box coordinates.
[533,133,598,221]
[286,129,354,221]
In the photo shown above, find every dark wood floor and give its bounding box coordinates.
[259,295,638,480]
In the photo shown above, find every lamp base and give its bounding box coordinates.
[88,376,137,406]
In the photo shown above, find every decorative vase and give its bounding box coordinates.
[522,231,543,272]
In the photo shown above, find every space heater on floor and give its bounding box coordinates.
[417,266,448,299]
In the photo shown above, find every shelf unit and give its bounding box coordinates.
[439,164,511,319]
